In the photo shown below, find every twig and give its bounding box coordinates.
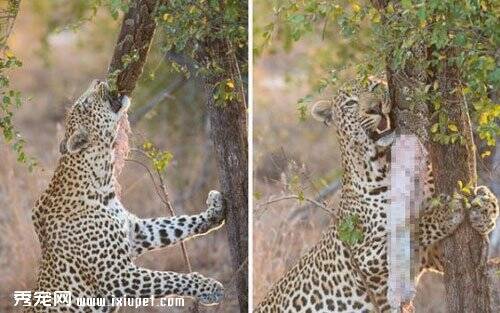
[125,152,200,313]
[460,86,478,184]
[257,194,334,215]
[287,179,341,221]
[226,38,247,109]
[156,172,194,270]
[155,167,201,313]
[0,0,20,50]
[124,158,168,204]
[129,76,188,125]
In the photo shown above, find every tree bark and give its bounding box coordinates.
[429,55,493,313]
[199,35,248,310]
[107,0,160,183]
[205,76,248,312]
[108,0,159,96]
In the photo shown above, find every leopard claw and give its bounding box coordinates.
[468,186,498,235]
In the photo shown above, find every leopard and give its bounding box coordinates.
[26,80,226,312]
[254,79,499,313]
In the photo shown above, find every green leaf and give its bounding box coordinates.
[338,214,364,246]
[401,0,413,10]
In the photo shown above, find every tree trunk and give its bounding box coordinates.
[387,56,493,313]
[197,34,248,313]
[107,0,159,184]
[429,55,493,313]
[372,1,494,311]
[108,0,159,96]
[204,72,248,313]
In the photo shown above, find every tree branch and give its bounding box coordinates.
[256,194,334,216]
[126,151,201,312]
[287,179,341,222]
[129,76,188,126]
[0,0,20,49]
[108,0,160,95]
[107,0,161,183]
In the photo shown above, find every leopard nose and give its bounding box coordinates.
[367,103,381,115]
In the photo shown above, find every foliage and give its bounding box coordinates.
[382,0,499,153]
[262,0,499,151]
[157,0,248,105]
[338,213,364,246]
[142,140,173,174]
[457,180,474,197]
[213,78,238,106]
[32,0,129,31]
[1,51,37,170]
[1,0,37,170]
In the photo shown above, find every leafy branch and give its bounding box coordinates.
[0,1,37,170]
[264,0,499,150]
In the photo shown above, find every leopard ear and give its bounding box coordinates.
[311,100,334,125]
[66,128,89,154]
[59,137,68,154]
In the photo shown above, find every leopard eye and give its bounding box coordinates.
[341,99,357,108]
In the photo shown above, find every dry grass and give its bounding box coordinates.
[253,46,343,305]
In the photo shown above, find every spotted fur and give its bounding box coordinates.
[255,80,498,313]
[27,80,225,312]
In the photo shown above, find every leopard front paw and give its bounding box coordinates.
[191,272,224,305]
[442,194,466,233]
[428,194,465,235]
[205,190,225,227]
[468,186,499,235]
[443,210,465,234]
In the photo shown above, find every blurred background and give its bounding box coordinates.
[252,0,500,312]
[0,1,238,312]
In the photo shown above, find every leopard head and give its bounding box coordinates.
[312,79,394,147]
[60,79,130,155]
